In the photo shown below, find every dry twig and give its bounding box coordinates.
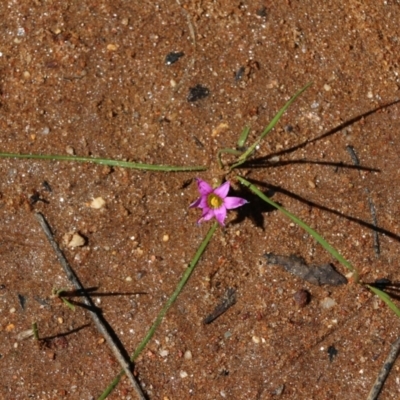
[35,212,146,400]
[367,336,400,400]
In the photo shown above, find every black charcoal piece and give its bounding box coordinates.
[18,294,26,310]
[264,253,347,286]
[327,345,338,362]
[187,84,210,102]
[165,51,184,65]
[42,181,52,192]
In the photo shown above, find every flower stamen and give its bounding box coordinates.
[208,194,223,209]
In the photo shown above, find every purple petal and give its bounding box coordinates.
[199,209,215,223]
[189,197,201,208]
[196,178,213,196]
[213,206,227,225]
[213,181,230,199]
[200,205,212,217]
[224,196,248,210]
[190,194,209,209]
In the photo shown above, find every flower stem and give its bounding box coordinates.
[98,222,218,400]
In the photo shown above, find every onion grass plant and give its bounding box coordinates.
[1,82,398,399]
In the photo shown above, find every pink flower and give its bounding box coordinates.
[190,178,248,226]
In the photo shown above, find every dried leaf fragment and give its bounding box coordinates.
[264,253,347,286]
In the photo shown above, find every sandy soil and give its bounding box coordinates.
[1,1,400,399]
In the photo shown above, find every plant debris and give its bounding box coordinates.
[165,51,184,65]
[204,287,236,324]
[187,84,210,102]
[264,253,347,286]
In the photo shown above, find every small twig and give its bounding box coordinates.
[34,212,146,400]
[203,288,237,324]
[345,145,360,166]
[367,336,400,400]
[176,0,196,47]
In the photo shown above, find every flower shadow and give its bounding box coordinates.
[228,184,276,229]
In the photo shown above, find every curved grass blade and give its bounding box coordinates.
[0,152,207,172]
[230,82,312,170]
[237,176,359,280]
[367,285,400,319]
[98,222,218,400]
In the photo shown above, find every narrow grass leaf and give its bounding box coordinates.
[237,126,250,148]
[0,152,207,172]
[367,285,400,319]
[61,297,75,311]
[231,82,312,170]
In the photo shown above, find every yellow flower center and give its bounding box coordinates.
[208,193,223,209]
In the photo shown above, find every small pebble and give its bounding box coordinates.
[159,349,169,357]
[65,145,75,155]
[67,233,85,248]
[162,234,169,242]
[90,197,106,209]
[320,297,337,309]
[224,331,232,339]
[324,84,331,91]
[311,101,319,109]
[268,156,280,163]
[10,307,16,313]
[293,289,310,307]
[58,317,63,324]
[107,43,118,51]
[125,276,132,282]
[252,335,260,344]
[179,371,188,379]
[184,350,192,360]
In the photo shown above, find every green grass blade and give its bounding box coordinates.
[367,285,400,319]
[230,82,312,170]
[61,297,76,311]
[32,322,39,341]
[98,222,218,400]
[0,152,207,172]
[257,81,313,142]
[237,176,358,279]
[237,126,250,148]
